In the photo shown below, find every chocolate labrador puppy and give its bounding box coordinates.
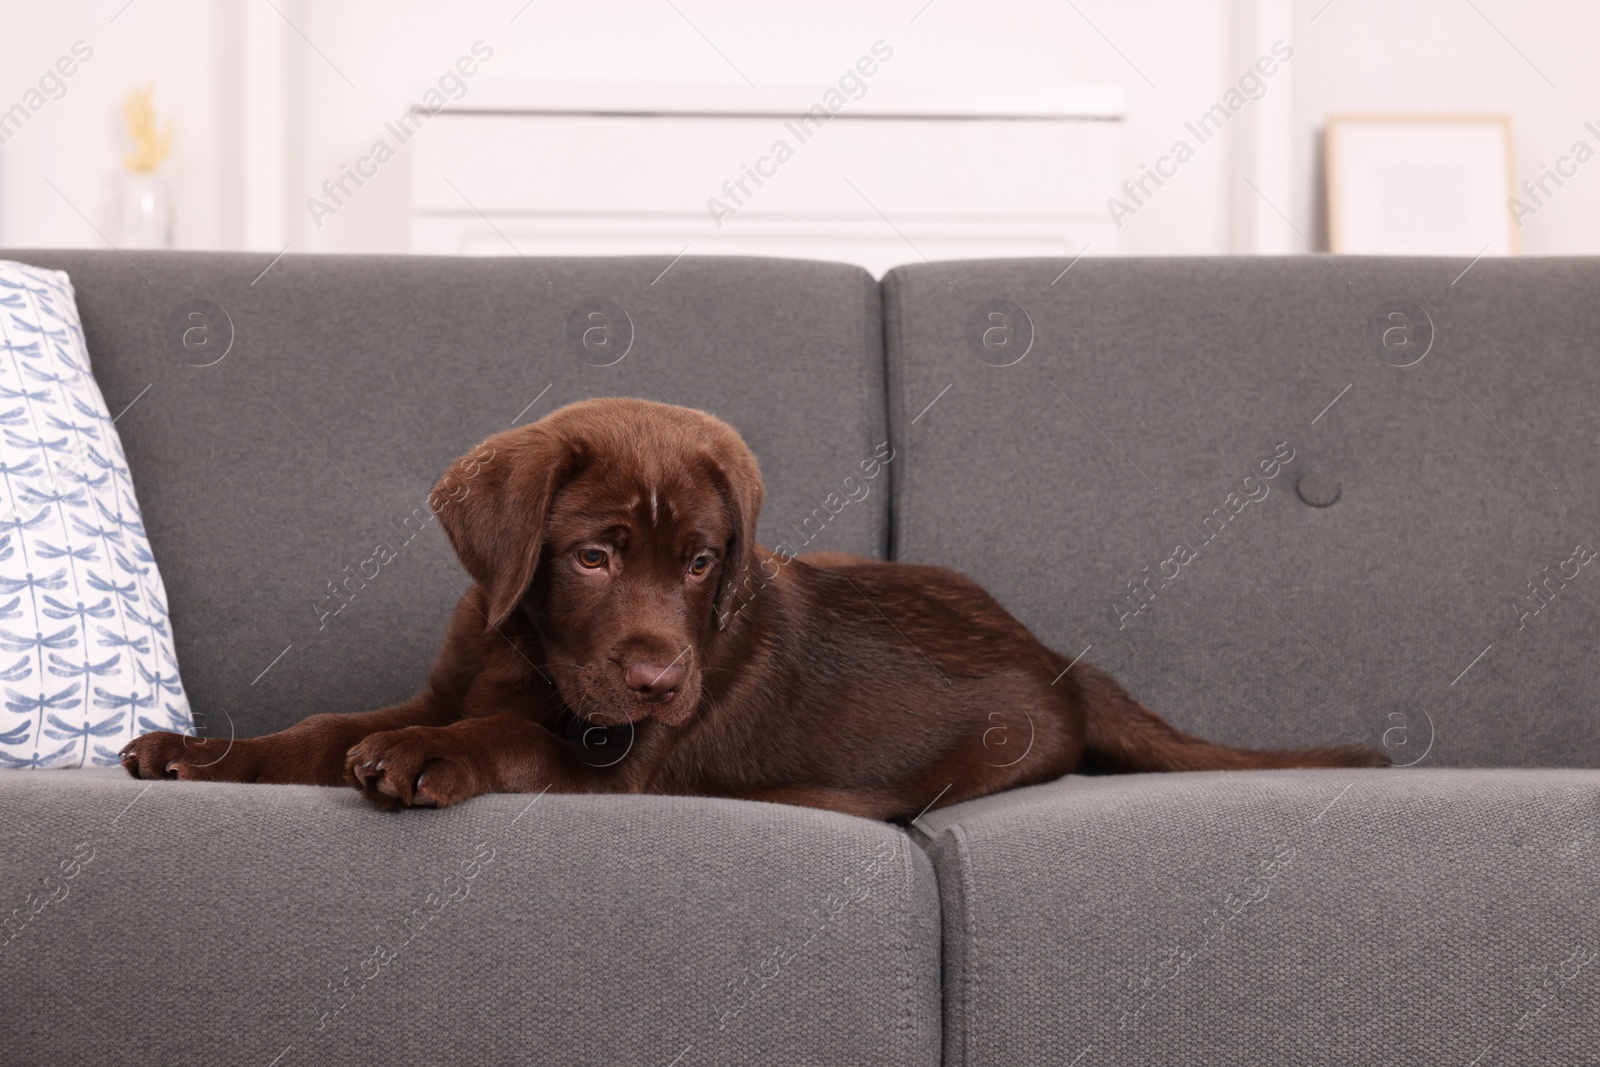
[122,398,1385,818]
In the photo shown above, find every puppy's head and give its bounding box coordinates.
[433,397,763,727]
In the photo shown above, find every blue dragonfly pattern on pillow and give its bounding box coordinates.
[0,261,192,769]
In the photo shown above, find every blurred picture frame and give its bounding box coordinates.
[1327,114,1517,255]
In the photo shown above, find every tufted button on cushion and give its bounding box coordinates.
[1295,469,1342,507]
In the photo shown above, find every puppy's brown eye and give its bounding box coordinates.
[688,555,712,577]
[577,548,608,569]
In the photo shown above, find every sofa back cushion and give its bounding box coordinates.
[6,252,887,736]
[883,257,1600,767]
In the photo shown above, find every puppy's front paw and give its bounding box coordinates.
[345,729,482,810]
[120,732,254,781]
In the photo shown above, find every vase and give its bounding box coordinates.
[118,173,173,249]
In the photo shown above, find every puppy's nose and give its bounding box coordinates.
[624,659,687,702]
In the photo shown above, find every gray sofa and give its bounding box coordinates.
[1,250,1595,1066]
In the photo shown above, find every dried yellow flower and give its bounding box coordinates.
[122,85,172,173]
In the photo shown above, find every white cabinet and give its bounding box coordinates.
[411,83,1123,275]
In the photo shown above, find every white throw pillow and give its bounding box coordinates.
[0,260,192,768]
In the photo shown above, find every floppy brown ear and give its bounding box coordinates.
[700,445,765,631]
[430,426,573,629]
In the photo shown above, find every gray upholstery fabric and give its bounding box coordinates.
[883,257,1600,767]
[1,251,887,737]
[916,767,1600,1067]
[1,768,939,1066]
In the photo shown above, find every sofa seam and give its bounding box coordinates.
[880,269,907,563]
[898,824,918,1066]
[949,821,978,1067]
[863,266,891,562]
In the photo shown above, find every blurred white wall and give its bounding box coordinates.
[0,0,1594,258]
[0,0,243,250]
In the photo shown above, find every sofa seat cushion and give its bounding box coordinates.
[2,770,940,1067]
[915,767,1600,1067]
